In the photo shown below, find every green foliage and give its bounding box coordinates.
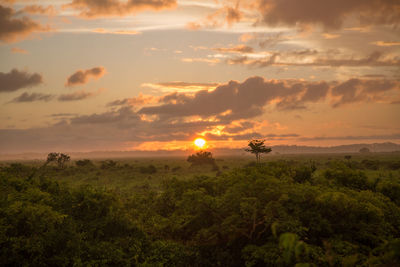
[325,162,370,190]
[75,159,94,167]
[1,154,400,266]
[376,179,400,205]
[172,166,182,172]
[361,159,380,170]
[139,164,157,174]
[100,160,118,169]
[293,165,314,183]
[128,162,400,266]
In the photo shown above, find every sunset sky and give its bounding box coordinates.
[0,0,399,153]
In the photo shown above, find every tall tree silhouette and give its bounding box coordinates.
[245,139,272,163]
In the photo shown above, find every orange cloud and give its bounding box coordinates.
[65,67,106,87]
[0,5,48,43]
[213,45,254,53]
[63,0,177,18]
[142,81,219,92]
[186,2,243,30]
[11,47,29,54]
[107,93,159,106]
[322,33,340,39]
[239,33,255,42]
[1,76,399,153]
[371,41,400,47]
[225,3,242,26]
[22,5,57,16]
[181,57,220,65]
[92,28,141,35]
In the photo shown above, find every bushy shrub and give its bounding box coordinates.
[325,163,369,190]
[100,160,117,169]
[361,159,380,170]
[171,166,181,172]
[140,164,157,174]
[376,180,400,205]
[187,151,216,167]
[0,173,150,266]
[75,159,94,167]
[293,165,313,183]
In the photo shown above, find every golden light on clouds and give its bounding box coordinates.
[1,0,399,153]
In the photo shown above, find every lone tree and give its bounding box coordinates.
[245,139,272,164]
[187,151,217,169]
[44,152,70,168]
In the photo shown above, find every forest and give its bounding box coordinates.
[1,153,400,266]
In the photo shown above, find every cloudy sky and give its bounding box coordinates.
[0,0,399,153]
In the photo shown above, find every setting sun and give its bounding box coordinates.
[194,138,206,149]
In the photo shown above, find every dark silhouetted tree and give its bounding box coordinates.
[57,153,70,168]
[44,152,70,168]
[187,151,217,168]
[45,152,58,166]
[245,139,272,163]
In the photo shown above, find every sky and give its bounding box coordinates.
[0,0,399,153]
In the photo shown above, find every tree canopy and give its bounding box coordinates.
[1,157,399,266]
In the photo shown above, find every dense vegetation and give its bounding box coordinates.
[1,155,399,266]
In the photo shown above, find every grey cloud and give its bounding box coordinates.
[50,113,78,117]
[0,69,43,93]
[58,90,98,101]
[66,67,106,87]
[258,0,400,30]
[10,92,53,103]
[160,92,192,104]
[226,51,399,68]
[139,76,333,119]
[299,133,400,141]
[107,94,158,107]
[70,106,141,125]
[107,98,131,106]
[331,78,399,107]
[301,82,330,102]
[204,132,299,141]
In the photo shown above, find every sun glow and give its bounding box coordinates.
[194,138,206,149]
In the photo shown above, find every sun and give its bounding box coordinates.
[194,138,206,149]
